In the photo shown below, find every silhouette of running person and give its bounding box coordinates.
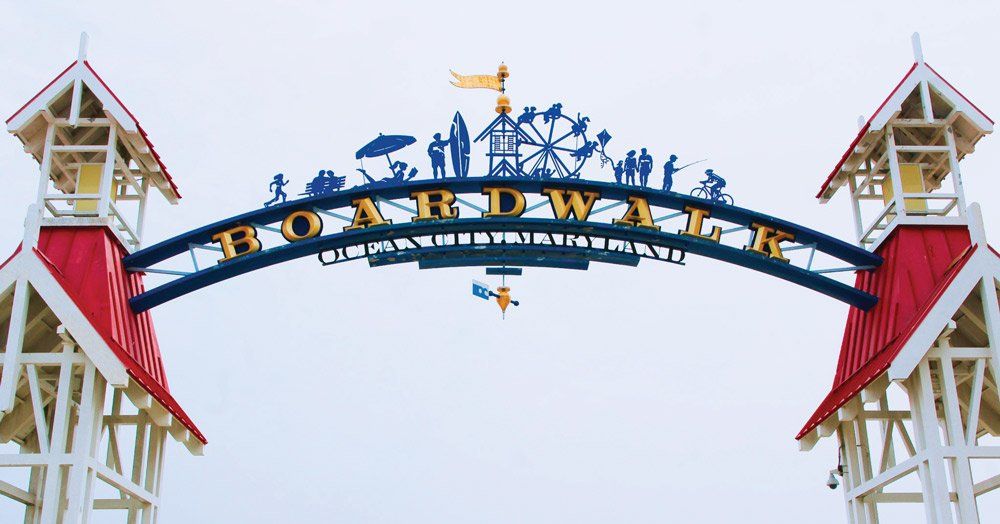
[662,154,679,191]
[638,148,653,187]
[427,133,449,179]
[264,173,289,207]
[623,150,638,186]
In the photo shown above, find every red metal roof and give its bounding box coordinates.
[81,61,181,198]
[33,226,204,443]
[4,61,77,126]
[797,226,974,439]
[926,64,995,126]
[6,61,180,199]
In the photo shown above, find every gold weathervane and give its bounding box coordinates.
[449,64,511,114]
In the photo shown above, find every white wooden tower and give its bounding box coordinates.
[799,34,1000,523]
[0,35,203,523]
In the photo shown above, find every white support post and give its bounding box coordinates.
[980,277,1000,404]
[0,278,31,414]
[919,81,934,123]
[24,121,57,252]
[848,174,864,244]
[129,412,149,523]
[877,395,895,471]
[885,126,906,221]
[841,421,870,523]
[68,33,88,127]
[39,337,77,523]
[910,361,955,524]
[142,425,165,524]
[937,355,979,522]
[135,177,150,248]
[912,33,925,64]
[97,124,118,218]
[944,127,968,216]
[64,356,107,523]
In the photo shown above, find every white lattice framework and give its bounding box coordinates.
[803,34,1000,523]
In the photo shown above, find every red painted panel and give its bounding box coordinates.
[797,226,974,439]
[34,227,204,443]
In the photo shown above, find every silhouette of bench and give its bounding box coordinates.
[301,175,346,197]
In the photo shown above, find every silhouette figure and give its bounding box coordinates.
[699,169,727,200]
[623,150,638,185]
[638,148,653,187]
[530,167,554,180]
[572,114,590,136]
[357,161,418,187]
[613,160,624,184]
[427,133,449,179]
[264,173,289,207]
[303,169,342,197]
[570,141,598,160]
[542,103,563,123]
[517,106,538,125]
[662,154,679,191]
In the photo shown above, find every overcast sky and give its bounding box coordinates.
[2,1,1000,522]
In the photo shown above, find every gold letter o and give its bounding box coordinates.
[281,210,323,242]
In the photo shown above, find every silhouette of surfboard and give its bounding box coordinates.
[449,112,470,178]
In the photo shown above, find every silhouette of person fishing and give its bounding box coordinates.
[661,156,706,192]
[662,154,679,191]
[264,173,289,207]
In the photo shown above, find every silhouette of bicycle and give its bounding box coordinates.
[690,182,734,205]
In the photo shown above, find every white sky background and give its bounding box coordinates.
[1,1,1000,522]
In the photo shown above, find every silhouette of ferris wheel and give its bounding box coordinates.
[515,104,593,179]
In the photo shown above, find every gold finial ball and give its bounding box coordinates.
[497,63,509,79]
[496,94,512,114]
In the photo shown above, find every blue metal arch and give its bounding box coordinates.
[124,178,881,312]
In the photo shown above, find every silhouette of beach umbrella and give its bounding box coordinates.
[356,134,416,167]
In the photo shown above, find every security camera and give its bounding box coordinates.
[827,469,841,490]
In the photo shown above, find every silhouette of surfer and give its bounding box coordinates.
[427,133,449,179]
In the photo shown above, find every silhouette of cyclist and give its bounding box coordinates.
[701,169,726,199]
